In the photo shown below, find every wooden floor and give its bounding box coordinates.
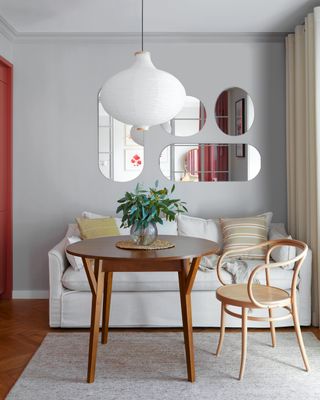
[0,300,319,399]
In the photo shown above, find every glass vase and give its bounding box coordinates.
[130,221,158,246]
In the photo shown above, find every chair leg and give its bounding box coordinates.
[268,308,276,348]
[216,303,225,356]
[239,307,248,380]
[292,303,310,371]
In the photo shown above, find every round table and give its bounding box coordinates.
[67,235,219,383]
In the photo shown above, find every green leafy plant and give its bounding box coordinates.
[116,181,187,229]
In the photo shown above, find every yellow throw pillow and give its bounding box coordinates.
[76,217,119,239]
[220,215,267,259]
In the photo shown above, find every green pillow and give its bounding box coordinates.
[76,217,119,239]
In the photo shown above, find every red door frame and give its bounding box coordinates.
[0,55,13,299]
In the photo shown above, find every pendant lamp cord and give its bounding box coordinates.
[141,0,144,51]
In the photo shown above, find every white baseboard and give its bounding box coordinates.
[12,290,49,299]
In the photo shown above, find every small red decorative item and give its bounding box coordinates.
[131,154,142,167]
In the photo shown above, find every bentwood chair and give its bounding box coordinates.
[215,239,310,380]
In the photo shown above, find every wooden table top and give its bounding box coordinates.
[66,235,219,262]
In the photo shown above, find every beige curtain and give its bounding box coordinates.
[286,8,320,326]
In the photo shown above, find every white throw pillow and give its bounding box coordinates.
[81,211,108,219]
[157,220,178,235]
[177,214,223,247]
[269,222,287,236]
[257,212,273,231]
[65,223,80,238]
[269,228,296,270]
[65,235,83,271]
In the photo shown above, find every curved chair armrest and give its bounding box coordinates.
[265,238,308,263]
[247,240,308,308]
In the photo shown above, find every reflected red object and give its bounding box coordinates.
[131,154,141,167]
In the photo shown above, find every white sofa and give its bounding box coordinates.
[48,215,312,328]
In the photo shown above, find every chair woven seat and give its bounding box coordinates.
[216,283,290,308]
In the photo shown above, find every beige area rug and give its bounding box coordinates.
[7,332,320,400]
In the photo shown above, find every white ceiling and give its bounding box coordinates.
[0,0,318,34]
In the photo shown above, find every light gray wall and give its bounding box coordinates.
[0,30,13,62]
[13,38,286,292]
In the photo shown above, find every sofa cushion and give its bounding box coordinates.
[177,214,223,247]
[81,211,107,219]
[62,260,296,292]
[269,222,287,236]
[65,236,83,271]
[156,220,178,235]
[269,227,296,270]
[66,223,80,237]
[76,217,119,239]
[177,213,273,250]
[81,212,129,235]
[220,215,268,259]
[258,211,273,231]
[80,211,177,236]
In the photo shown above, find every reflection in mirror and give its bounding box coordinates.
[163,96,206,136]
[215,87,254,135]
[160,144,261,182]
[98,99,143,182]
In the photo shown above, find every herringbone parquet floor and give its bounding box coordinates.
[0,299,319,399]
[0,300,52,399]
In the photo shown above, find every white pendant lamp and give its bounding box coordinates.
[100,0,186,131]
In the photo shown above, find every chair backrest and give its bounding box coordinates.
[216,239,308,308]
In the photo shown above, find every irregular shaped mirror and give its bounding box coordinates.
[215,88,254,135]
[162,96,206,136]
[98,98,144,182]
[160,144,261,182]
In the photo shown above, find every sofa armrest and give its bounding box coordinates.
[48,237,69,299]
[297,248,312,325]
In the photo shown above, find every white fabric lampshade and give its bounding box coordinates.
[100,52,186,130]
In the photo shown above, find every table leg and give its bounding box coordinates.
[87,260,104,383]
[178,257,201,382]
[102,271,113,344]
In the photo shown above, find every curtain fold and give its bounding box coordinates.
[286,8,320,326]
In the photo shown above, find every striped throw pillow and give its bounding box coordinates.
[76,217,119,239]
[220,216,267,259]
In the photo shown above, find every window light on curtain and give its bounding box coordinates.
[286,7,320,326]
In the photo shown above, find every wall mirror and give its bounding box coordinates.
[215,87,254,135]
[160,143,261,182]
[98,99,143,182]
[98,92,207,182]
[163,96,206,136]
